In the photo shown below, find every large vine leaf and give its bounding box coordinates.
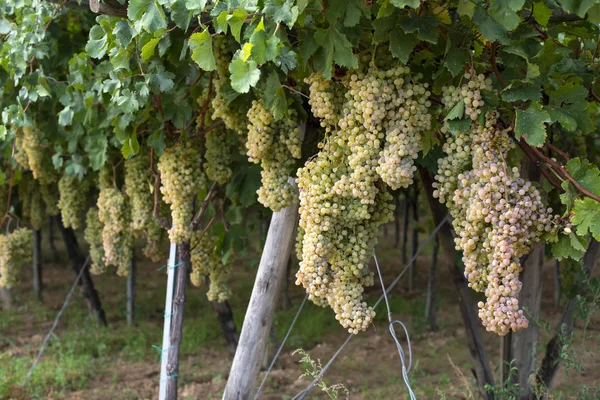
[313,25,358,79]
[229,50,261,93]
[572,198,600,241]
[127,0,168,32]
[514,103,550,147]
[188,29,216,71]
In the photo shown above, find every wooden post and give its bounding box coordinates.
[127,247,136,326]
[48,216,59,263]
[223,188,299,400]
[394,192,401,247]
[501,332,513,390]
[425,235,439,331]
[33,229,43,302]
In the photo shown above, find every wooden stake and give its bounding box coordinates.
[223,186,299,400]
[33,229,43,302]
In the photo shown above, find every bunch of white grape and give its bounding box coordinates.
[158,143,206,243]
[204,125,239,184]
[84,207,106,275]
[211,35,248,134]
[40,183,60,216]
[305,72,345,132]
[190,233,231,302]
[20,126,55,184]
[334,62,431,201]
[296,137,395,333]
[97,188,133,276]
[0,228,33,289]
[433,74,557,335]
[246,99,301,211]
[58,175,90,229]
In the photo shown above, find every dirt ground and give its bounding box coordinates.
[1,231,599,400]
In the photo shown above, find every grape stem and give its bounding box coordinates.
[191,120,224,138]
[518,139,600,204]
[490,43,506,88]
[190,182,218,231]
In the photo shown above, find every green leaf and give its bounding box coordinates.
[189,29,216,71]
[264,71,287,120]
[185,0,207,11]
[445,101,465,121]
[571,197,600,241]
[146,69,175,92]
[559,0,600,19]
[514,103,550,147]
[141,38,161,61]
[225,205,243,224]
[128,0,168,32]
[263,0,300,28]
[501,82,541,102]
[86,25,109,59]
[228,7,248,43]
[533,0,552,26]
[84,135,108,171]
[229,50,261,93]
[389,30,419,64]
[552,233,589,260]
[313,26,358,79]
[170,0,192,30]
[457,0,476,18]
[473,6,509,45]
[0,126,6,140]
[565,158,600,196]
[488,0,524,30]
[421,129,439,155]
[148,130,166,156]
[216,11,229,34]
[121,132,140,158]
[444,44,468,76]
[114,21,133,47]
[250,19,280,64]
[58,107,74,126]
[390,0,420,9]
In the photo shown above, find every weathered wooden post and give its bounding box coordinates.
[223,182,299,400]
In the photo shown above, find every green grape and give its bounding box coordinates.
[84,207,106,275]
[97,188,133,276]
[204,125,239,184]
[190,233,232,302]
[246,99,301,211]
[21,126,55,185]
[0,228,33,289]
[58,175,90,230]
[158,143,206,243]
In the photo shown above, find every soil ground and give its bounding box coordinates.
[0,223,599,400]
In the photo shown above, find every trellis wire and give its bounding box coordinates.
[24,256,90,385]
[254,293,309,400]
[374,252,416,400]
[292,214,450,399]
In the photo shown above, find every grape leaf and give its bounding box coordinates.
[127,0,168,32]
[501,82,541,102]
[444,42,469,76]
[559,0,600,19]
[185,0,207,11]
[514,103,550,147]
[263,0,299,28]
[571,197,600,241]
[533,0,552,26]
[250,19,280,64]
[229,50,261,93]
[488,0,524,30]
[228,7,247,43]
[473,6,509,45]
[313,26,358,79]
[86,25,109,59]
[188,29,216,71]
[445,101,465,120]
[264,71,287,120]
[565,158,600,196]
[390,30,419,64]
[170,0,192,30]
[457,0,476,18]
[58,106,74,126]
[141,38,160,61]
[552,233,589,260]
